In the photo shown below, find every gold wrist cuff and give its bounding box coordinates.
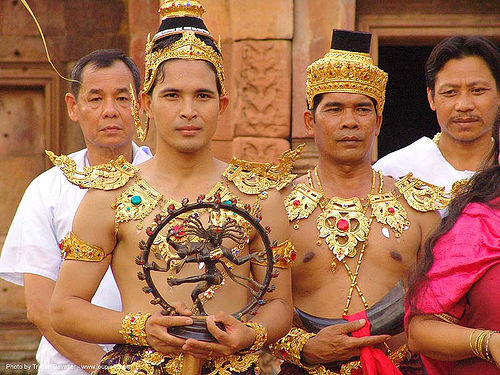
[270,327,317,369]
[238,321,268,354]
[60,232,105,262]
[119,312,151,346]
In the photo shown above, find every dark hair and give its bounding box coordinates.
[407,117,500,314]
[69,49,140,100]
[425,36,500,95]
[147,33,222,96]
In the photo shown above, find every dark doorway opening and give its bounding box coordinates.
[377,46,438,159]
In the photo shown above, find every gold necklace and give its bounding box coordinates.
[312,166,383,315]
[313,167,376,262]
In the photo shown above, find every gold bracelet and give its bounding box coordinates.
[269,327,317,370]
[470,329,489,360]
[238,321,268,354]
[119,312,151,346]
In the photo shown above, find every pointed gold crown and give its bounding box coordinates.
[142,0,225,95]
[306,49,388,114]
[159,0,205,19]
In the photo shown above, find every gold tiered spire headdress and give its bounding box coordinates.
[142,0,225,95]
[306,29,388,114]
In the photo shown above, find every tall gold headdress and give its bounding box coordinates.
[306,29,388,114]
[132,0,226,141]
[142,0,225,95]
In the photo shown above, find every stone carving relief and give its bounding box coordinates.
[233,41,291,138]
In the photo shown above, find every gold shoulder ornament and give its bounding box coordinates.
[223,144,304,195]
[394,172,459,212]
[59,232,106,262]
[113,176,164,229]
[46,151,138,190]
[284,183,324,222]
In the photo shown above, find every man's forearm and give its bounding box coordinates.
[250,298,293,344]
[24,274,106,373]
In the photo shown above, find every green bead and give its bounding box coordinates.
[131,195,142,205]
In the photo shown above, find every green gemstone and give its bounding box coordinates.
[131,195,142,205]
[223,200,232,205]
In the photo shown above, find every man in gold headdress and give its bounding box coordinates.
[48,1,297,374]
[272,30,441,375]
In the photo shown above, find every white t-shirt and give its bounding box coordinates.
[0,143,152,375]
[373,136,475,216]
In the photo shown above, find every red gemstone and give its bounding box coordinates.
[293,199,300,206]
[388,207,395,213]
[280,349,288,359]
[290,251,297,261]
[336,219,349,231]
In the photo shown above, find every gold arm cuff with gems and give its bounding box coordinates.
[60,232,106,262]
[119,312,151,346]
[251,240,296,268]
[238,322,268,354]
[270,327,317,371]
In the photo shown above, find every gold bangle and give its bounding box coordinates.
[470,329,489,360]
[270,327,317,370]
[119,312,151,346]
[238,321,268,354]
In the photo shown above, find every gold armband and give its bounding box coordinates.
[119,312,151,346]
[238,321,268,354]
[251,240,296,269]
[434,313,459,325]
[59,232,105,262]
[270,327,317,370]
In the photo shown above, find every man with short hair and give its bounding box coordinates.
[49,2,294,374]
[374,36,500,210]
[272,29,441,375]
[0,49,152,374]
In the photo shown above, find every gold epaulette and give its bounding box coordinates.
[46,150,138,190]
[59,232,105,262]
[284,183,323,221]
[223,144,304,195]
[395,173,452,212]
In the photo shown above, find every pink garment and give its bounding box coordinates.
[344,311,402,375]
[406,200,500,375]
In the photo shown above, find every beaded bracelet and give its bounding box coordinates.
[484,330,499,363]
[238,321,268,354]
[119,312,151,346]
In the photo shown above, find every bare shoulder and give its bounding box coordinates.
[72,181,133,253]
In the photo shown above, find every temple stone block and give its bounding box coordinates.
[229,0,293,40]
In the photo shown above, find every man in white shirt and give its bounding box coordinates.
[374,36,500,205]
[0,49,152,374]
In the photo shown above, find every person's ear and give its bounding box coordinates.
[218,95,229,115]
[427,88,436,111]
[65,93,79,122]
[304,110,315,136]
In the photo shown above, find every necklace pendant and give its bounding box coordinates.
[317,198,369,262]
